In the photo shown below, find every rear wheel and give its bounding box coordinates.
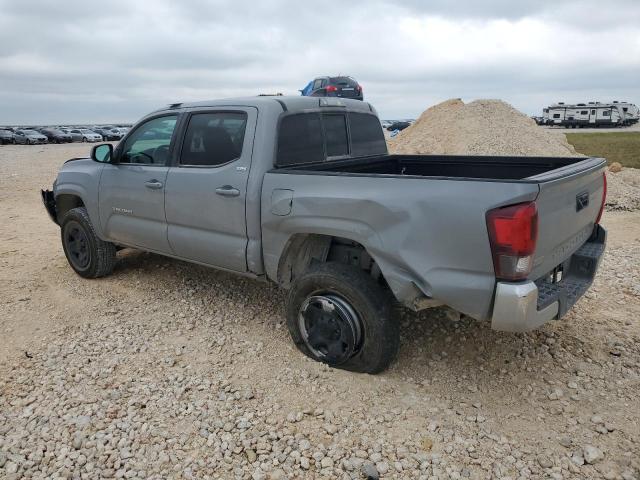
[60,207,116,278]
[286,262,399,374]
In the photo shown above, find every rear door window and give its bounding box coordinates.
[322,114,348,157]
[349,113,387,156]
[180,112,247,166]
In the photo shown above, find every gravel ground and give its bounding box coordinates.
[1,144,639,480]
[605,168,640,212]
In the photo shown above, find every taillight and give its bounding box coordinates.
[357,85,362,92]
[486,202,538,281]
[595,172,607,224]
[326,85,337,93]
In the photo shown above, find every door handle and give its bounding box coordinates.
[215,186,240,197]
[145,180,163,189]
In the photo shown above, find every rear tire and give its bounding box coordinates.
[60,207,116,278]
[286,262,399,374]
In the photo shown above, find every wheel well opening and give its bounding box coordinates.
[56,194,85,222]
[278,234,388,289]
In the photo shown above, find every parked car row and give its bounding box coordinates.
[0,125,130,145]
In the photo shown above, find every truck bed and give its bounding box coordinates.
[277,154,595,181]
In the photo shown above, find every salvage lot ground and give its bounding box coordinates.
[0,143,639,480]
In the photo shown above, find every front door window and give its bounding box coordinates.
[119,116,177,165]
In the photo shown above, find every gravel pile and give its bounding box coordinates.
[1,145,639,480]
[387,98,639,212]
[387,99,579,157]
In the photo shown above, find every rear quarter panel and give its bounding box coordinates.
[261,172,539,321]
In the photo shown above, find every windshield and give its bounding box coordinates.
[22,130,39,135]
[81,129,95,134]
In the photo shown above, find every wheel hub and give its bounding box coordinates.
[298,294,363,365]
[65,223,90,269]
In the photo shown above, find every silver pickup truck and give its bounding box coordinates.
[42,96,607,373]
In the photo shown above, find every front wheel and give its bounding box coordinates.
[286,262,399,374]
[60,207,116,278]
[82,137,88,142]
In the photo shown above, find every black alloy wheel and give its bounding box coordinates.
[63,220,91,271]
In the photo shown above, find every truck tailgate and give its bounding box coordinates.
[529,158,606,280]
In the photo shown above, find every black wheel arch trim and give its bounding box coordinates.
[41,189,58,225]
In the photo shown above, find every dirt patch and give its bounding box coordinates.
[606,168,640,212]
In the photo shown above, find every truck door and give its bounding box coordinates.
[164,108,257,272]
[98,114,179,253]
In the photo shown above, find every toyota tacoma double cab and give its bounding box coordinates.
[42,96,607,373]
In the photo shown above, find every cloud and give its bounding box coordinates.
[0,0,638,123]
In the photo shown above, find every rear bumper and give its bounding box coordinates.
[491,224,606,332]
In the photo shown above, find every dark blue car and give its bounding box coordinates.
[300,76,363,101]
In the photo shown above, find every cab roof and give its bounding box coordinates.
[153,95,376,115]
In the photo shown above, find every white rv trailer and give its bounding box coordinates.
[543,102,626,128]
[612,101,640,124]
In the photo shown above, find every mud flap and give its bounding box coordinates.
[41,189,58,224]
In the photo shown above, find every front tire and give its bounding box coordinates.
[60,207,116,278]
[286,262,399,374]
[82,137,88,143]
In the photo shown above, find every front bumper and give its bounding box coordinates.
[491,224,606,332]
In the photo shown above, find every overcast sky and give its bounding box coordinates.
[1,0,639,124]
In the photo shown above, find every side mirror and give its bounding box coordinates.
[91,143,113,163]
